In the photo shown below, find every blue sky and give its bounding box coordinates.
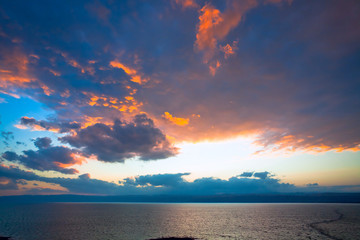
[0,0,359,196]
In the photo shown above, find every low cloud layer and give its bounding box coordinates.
[1,165,358,196]
[0,165,295,195]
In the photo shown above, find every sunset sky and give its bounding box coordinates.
[0,0,359,196]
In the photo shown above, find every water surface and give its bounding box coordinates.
[0,203,359,240]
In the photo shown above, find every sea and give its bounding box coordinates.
[0,203,359,240]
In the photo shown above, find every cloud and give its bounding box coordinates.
[0,177,19,190]
[33,137,52,149]
[1,138,83,174]
[19,117,81,133]
[1,165,359,196]
[1,131,14,141]
[162,112,189,126]
[1,151,18,161]
[0,165,296,195]
[208,60,220,76]
[220,42,238,59]
[0,46,34,89]
[238,172,254,177]
[123,173,190,187]
[306,183,319,187]
[253,171,271,180]
[109,60,146,84]
[61,114,178,162]
[0,164,43,182]
[195,3,223,58]
[122,171,295,195]
[175,0,199,9]
[85,1,111,22]
[195,1,257,61]
[1,131,14,146]
[140,0,360,153]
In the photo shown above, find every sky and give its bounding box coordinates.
[0,0,359,196]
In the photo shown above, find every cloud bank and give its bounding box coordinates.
[0,165,295,195]
[1,165,358,196]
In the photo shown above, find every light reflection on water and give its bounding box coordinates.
[0,203,359,240]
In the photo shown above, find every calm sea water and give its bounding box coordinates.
[0,203,359,240]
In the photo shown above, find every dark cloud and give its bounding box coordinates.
[20,117,81,133]
[1,151,18,161]
[61,114,178,162]
[0,164,42,182]
[306,183,319,187]
[1,165,359,195]
[33,137,51,149]
[0,164,116,194]
[123,172,294,195]
[238,172,254,177]
[1,131,14,146]
[0,165,296,195]
[17,179,27,185]
[1,131,14,141]
[123,173,190,187]
[238,171,271,179]
[1,138,82,174]
[253,171,271,180]
[119,172,297,195]
[0,177,18,190]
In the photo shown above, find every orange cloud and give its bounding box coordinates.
[163,112,189,126]
[55,50,94,75]
[195,3,223,58]
[0,50,35,88]
[109,60,147,84]
[49,69,61,76]
[209,60,221,76]
[220,41,238,59]
[253,132,360,155]
[196,1,257,55]
[56,153,87,168]
[60,89,70,98]
[14,116,60,132]
[195,1,257,75]
[40,83,54,96]
[109,61,136,75]
[81,116,106,128]
[83,91,143,114]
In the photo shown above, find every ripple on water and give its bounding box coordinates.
[0,203,359,240]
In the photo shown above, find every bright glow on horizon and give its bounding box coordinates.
[76,137,360,186]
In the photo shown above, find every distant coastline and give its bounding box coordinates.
[1,193,360,203]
